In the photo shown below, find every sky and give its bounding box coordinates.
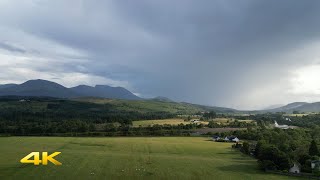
[1,0,320,110]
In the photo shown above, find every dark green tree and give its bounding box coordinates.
[293,110,300,114]
[242,141,250,154]
[203,111,217,119]
[309,140,319,156]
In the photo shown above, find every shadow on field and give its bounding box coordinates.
[217,164,259,174]
[216,151,238,155]
[204,140,213,142]
[232,157,252,161]
[70,142,106,147]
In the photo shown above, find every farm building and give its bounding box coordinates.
[228,137,239,143]
[285,117,292,121]
[212,136,221,141]
[274,121,289,129]
[213,136,240,142]
[289,163,300,174]
[311,160,320,171]
[219,136,240,142]
[190,119,200,123]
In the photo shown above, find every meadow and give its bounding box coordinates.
[211,118,254,124]
[132,118,253,127]
[0,137,296,180]
[132,118,208,127]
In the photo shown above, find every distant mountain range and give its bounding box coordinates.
[1,79,320,113]
[262,102,320,113]
[0,84,17,89]
[0,79,141,100]
[262,104,285,110]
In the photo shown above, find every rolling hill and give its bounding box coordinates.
[73,97,238,114]
[71,85,141,100]
[0,80,76,98]
[151,96,175,102]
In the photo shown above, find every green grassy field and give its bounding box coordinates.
[0,137,295,180]
[212,118,254,124]
[132,118,254,127]
[132,118,209,127]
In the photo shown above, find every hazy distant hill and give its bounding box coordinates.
[180,102,238,113]
[151,96,175,102]
[70,85,141,100]
[263,104,284,110]
[0,84,18,89]
[262,102,320,113]
[0,79,141,100]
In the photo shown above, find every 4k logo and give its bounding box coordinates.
[20,152,62,165]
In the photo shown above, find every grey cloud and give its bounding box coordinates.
[1,0,320,109]
[0,42,26,53]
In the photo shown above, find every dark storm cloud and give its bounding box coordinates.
[1,0,320,109]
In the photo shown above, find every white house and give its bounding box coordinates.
[212,136,220,141]
[289,163,300,174]
[231,137,240,143]
[274,121,289,129]
[311,160,320,171]
[223,136,240,142]
[190,120,200,123]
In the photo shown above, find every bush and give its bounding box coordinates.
[258,160,277,171]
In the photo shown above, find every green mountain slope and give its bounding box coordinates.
[73,97,205,114]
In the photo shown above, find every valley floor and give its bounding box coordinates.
[0,137,297,180]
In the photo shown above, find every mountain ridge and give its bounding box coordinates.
[261,102,320,113]
[2,80,320,113]
[0,79,141,100]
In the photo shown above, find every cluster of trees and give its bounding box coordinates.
[287,114,320,128]
[203,111,217,119]
[0,119,97,135]
[255,139,320,173]
[229,127,320,173]
[0,101,174,124]
[103,123,201,136]
[0,121,201,136]
[0,98,176,135]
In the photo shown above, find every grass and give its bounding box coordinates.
[0,137,296,180]
[132,118,254,127]
[211,118,254,124]
[132,118,208,127]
